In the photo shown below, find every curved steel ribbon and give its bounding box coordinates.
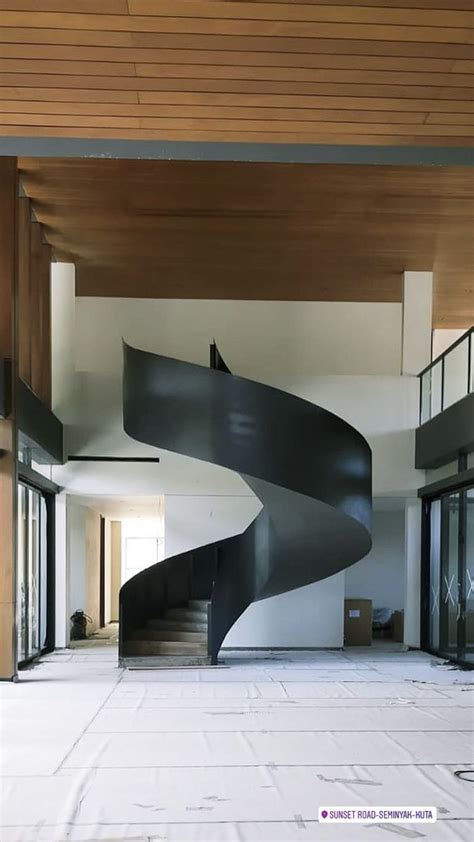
[121,341,372,662]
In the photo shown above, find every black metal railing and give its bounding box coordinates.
[419,327,473,425]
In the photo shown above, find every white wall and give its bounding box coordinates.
[345,510,405,612]
[165,495,261,558]
[74,298,403,378]
[224,574,345,648]
[432,329,466,360]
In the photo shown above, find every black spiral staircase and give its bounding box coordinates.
[119,341,372,666]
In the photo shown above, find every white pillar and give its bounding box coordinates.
[51,261,75,419]
[401,271,433,375]
[404,498,422,648]
[55,492,68,648]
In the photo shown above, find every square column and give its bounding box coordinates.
[404,498,422,649]
[402,271,433,376]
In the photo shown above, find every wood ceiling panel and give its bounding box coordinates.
[3,28,473,59]
[0,2,472,145]
[0,10,471,42]
[17,157,474,329]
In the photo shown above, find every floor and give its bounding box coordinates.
[1,644,473,842]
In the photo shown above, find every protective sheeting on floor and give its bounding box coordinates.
[0,645,473,841]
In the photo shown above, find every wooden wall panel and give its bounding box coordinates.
[17,197,31,385]
[0,2,472,146]
[0,157,18,680]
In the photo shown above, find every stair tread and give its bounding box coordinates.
[165,608,207,619]
[125,640,208,655]
[147,618,207,632]
[121,655,212,668]
[131,628,206,642]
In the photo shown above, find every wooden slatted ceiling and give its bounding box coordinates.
[18,157,474,328]
[1,1,473,145]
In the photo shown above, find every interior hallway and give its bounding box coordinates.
[1,647,473,842]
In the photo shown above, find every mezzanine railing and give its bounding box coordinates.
[419,327,474,425]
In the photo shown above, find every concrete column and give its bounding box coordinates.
[51,262,75,420]
[404,498,422,648]
[110,521,122,623]
[55,492,68,648]
[401,271,433,376]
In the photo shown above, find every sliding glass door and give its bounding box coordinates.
[464,489,474,664]
[440,492,460,660]
[426,484,474,665]
[16,483,48,665]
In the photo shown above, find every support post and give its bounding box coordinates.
[404,498,422,649]
[401,271,433,376]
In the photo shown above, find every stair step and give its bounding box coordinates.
[121,655,212,668]
[147,618,207,633]
[189,600,210,611]
[130,628,207,643]
[124,639,208,656]
[165,607,208,623]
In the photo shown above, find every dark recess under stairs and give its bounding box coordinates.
[123,600,211,667]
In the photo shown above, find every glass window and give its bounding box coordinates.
[123,537,164,582]
[430,360,443,419]
[420,370,431,424]
[443,336,469,410]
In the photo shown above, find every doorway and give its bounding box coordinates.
[16,483,50,666]
[424,484,474,666]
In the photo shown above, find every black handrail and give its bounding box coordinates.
[418,326,473,425]
[418,327,473,378]
[120,341,372,663]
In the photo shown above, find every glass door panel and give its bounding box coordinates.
[428,499,441,651]
[16,484,48,665]
[440,493,460,659]
[27,489,40,658]
[463,488,474,663]
[16,485,27,664]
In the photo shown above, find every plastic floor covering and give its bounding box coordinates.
[0,643,473,842]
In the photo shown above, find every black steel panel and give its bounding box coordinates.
[415,392,474,470]
[17,378,64,465]
[0,358,11,419]
[120,342,372,662]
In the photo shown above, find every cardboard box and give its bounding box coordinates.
[392,610,404,643]
[344,599,372,646]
